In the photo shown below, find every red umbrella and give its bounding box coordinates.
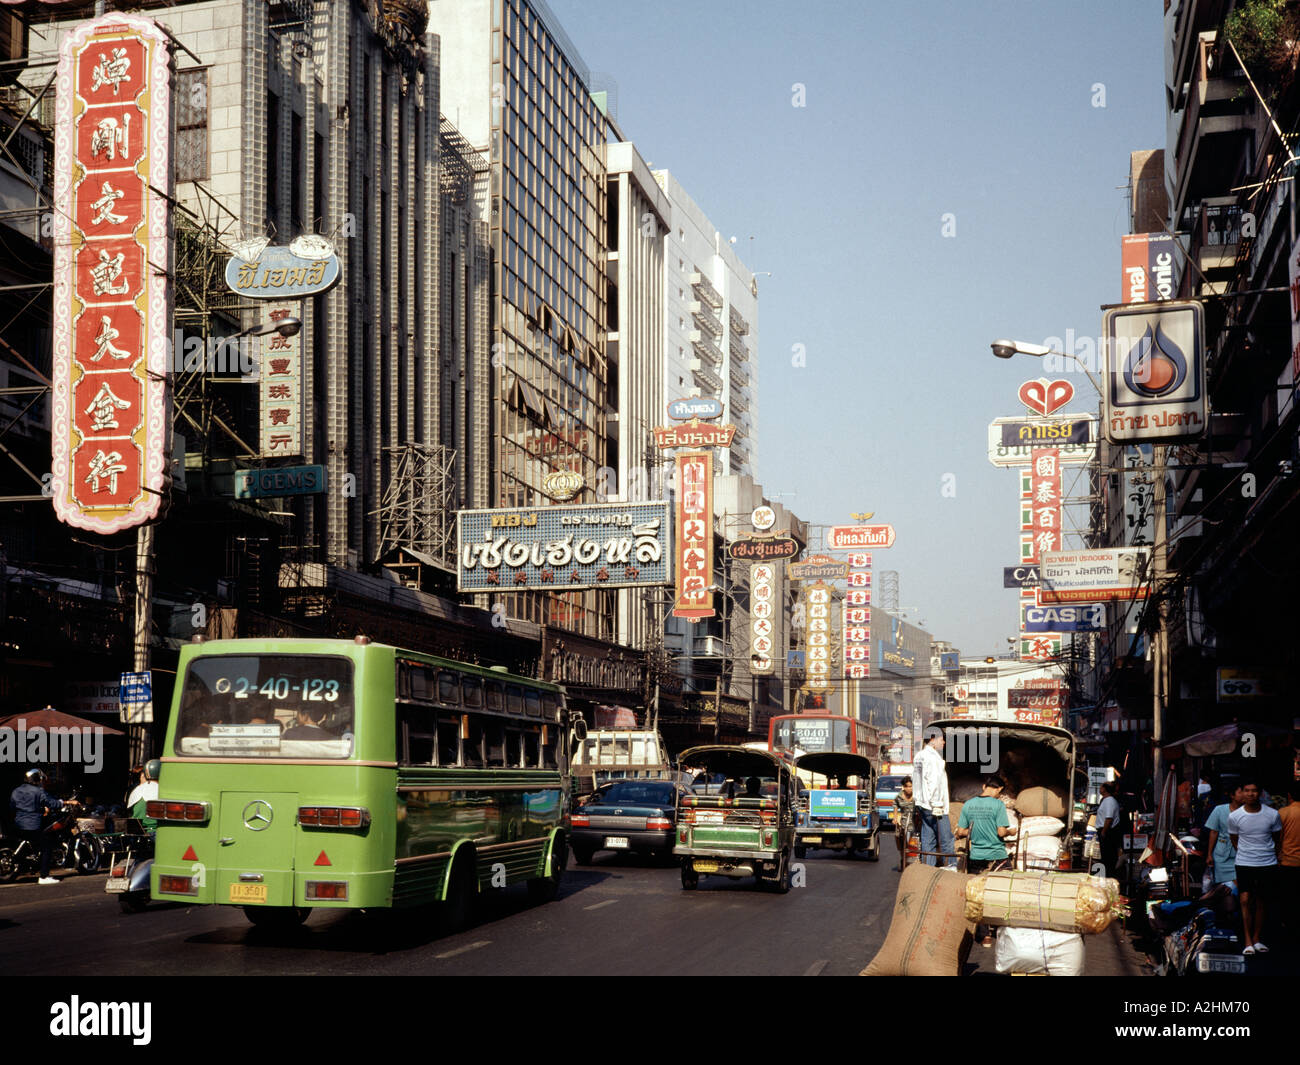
[0,709,124,735]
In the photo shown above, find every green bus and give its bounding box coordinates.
[149,635,574,929]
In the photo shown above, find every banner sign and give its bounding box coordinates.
[667,397,723,421]
[827,524,895,549]
[844,549,871,679]
[225,242,340,300]
[749,563,777,675]
[654,421,735,450]
[1121,232,1176,304]
[52,14,172,534]
[1022,602,1105,633]
[1103,300,1206,444]
[1037,548,1152,604]
[673,452,714,618]
[457,501,671,593]
[259,304,303,456]
[988,416,1096,467]
[1000,419,1091,447]
[788,553,849,581]
[1021,448,1062,565]
[809,789,858,819]
[803,581,833,691]
[727,534,800,561]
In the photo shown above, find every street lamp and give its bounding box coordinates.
[239,316,302,340]
[990,338,1102,396]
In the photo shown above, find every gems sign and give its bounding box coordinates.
[51,14,172,534]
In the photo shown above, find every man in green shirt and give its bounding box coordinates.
[956,775,1012,946]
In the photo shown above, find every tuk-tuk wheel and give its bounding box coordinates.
[794,844,806,860]
[681,866,699,891]
[773,852,792,894]
[118,893,149,914]
[866,836,880,862]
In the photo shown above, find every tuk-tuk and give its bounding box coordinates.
[792,751,880,860]
[674,745,798,893]
[924,718,1078,869]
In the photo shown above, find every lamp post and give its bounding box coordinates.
[991,336,1169,807]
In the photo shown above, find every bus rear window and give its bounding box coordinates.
[175,655,355,759]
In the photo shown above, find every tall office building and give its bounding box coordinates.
[430,0,617,640]
[653,170,758,478]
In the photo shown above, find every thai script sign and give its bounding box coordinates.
[999,418,1091,446]
[225,242,340,300]
[1012,707,1064,727]
[1123,444,1155,546]
[233,464,327,500]
[1103,301,1206,444]
[667,397,724,421]
[1008,687,1069,710]
[787,553,849,581]
[259,304,302,456]
[673,452,713,618]
[1037,548,1152,605]
[827,524,895,549]
[802,581,833,691]
[988,416,1096,467]
[51,14,172,534]
[728,534,800,561]
[749,563,777,675]
[654,420,736,450]
[457,501,670,593]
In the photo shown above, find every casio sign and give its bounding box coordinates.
[1023,604,1104,633]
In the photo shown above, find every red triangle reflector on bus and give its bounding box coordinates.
[314,851,331,867]
[182,846,197,861]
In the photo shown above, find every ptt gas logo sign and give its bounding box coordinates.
[1021,603,1105,633]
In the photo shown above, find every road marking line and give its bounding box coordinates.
[433,940,490,959]
[803,959,828,977]
[583,899,618,911]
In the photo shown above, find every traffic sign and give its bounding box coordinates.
[119,670,153,725]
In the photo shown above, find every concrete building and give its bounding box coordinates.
[948,657,1067,726]
[653,170,758,479]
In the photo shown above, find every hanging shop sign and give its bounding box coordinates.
[233,464,327,500]
[803,581,833,692]
[844,550,872,679]
[727,534,800,561]
[1004,564,1041,588]
[667,397,724,421]
[1037,548,1152,605]
[987,416,1096,467]
[749,563,777,675]
[787,553,848,581]
[1019,635,1062,662]
[1017,378,1075,417]
[457,501,671,593]
[1103,300,1207,444]
[672,451,714,619]
[654,420,736,450]
[1121,232,1176,305]
[999,418,1092,447]
[259,305,302,457]
[1022,602,1105,633]
[1020,448,1062,566]
[750,505,776,531]
[827,524,895,549]
[51,13,173,535]
[224,241,340,300]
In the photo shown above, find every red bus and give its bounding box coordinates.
[768,714,880,761]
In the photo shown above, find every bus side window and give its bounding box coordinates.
[524,690,542,718]
[541,727,559,770]
[398,705,435,766]
[541,693,559,721]
[485,720,506,767]
[408,666,433,702]
[527,725,543,768]
[437,671,461,707]
[485,681,505,713]
[505,728,523,768]
[437,715,461,767]
[506,684,524,715]
[462,676,484,710]
[463,717,485,768]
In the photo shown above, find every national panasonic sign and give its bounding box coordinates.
[1022,603,1105,633]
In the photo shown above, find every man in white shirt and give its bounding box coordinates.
[1095,782,1122,879]
[1228,779,1282,956]
[913,729,955,868]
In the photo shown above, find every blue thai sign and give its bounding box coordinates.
[457,501,671,593]
[809,789,857,820]
[1022,602,1105,633]
[233,464,327,499]
[667,397,724,421]
[225,245,341,300]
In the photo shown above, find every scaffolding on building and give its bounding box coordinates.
[877,569,900,613]
[373,441,458,574]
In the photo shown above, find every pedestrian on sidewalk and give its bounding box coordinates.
[1228,779,1282,956]
[8,769,69,885]
[1204,782,1244,888]
[913,728,955,869]
[1278,783,1300,945]
[1096,782,1122,880]
[893,776,915,871]
[955,774,1011,945]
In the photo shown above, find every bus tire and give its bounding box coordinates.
[440,853,477,933]
[527,834,567,903]
[243,906,309,929]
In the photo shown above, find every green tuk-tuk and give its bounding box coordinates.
[675,745,798,893]
[792,751,880,860]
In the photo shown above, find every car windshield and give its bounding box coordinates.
[596,782,677,806]
[877,776,907,791]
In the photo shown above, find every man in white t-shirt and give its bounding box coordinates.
[1095,782,1122,879]
[1228,780,1283,956]
[912,729,955,869]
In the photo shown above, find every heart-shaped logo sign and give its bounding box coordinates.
[1018,378,1074,416]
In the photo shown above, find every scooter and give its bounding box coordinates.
[103,821,154,913]
[0,801,95,881]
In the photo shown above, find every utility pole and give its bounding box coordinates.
[131,523,155,765]
[1151,445,1169,810]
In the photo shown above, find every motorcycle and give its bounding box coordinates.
[0,800,98,881]
[102,818,154,913]
[1149,885,1246,976]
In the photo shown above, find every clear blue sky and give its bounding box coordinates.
[549,0,1168,655]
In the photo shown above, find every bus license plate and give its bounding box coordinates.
[605,836,629,849]
[229,883,267,904]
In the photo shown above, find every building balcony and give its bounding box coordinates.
[689,333,724,367]
[729,305,749,336]
[729,385,749,413]
[1173,38,1253,218]
[729,332,750,364]
[690,271,723,309]
[694,635,727,657]
[1190,199,1241,274]
[691,308,724,340]
[730,360,750,389]
[689,357,722,392]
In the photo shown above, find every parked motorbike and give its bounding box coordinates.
[1149,885,1245,976]
[0,800,98,881]
[102,819,155,913]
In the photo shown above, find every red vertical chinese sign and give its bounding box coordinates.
[1020,448,1061,564]
[52,14,172,533]
[843,551,871,679]
[673,450,714,619]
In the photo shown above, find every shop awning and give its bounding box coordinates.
[1161,721,1293,758]
[0,709,125,735]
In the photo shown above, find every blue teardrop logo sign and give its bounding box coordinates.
[1123,323,1187,397]
[667,397,723,421]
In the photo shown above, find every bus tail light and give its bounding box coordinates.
[570,813,589,828]
[147,800,210,823]
[159,875,198,896]
[645,817,672,831]
[298,806,370,829]
[305,881,349,901]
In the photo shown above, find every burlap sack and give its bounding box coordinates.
[861,863,975,976]
[1015,786,1067,819]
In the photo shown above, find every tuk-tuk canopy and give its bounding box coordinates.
[793,751,877,784]
[924,719,1076,806]
[678,745,793,781]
